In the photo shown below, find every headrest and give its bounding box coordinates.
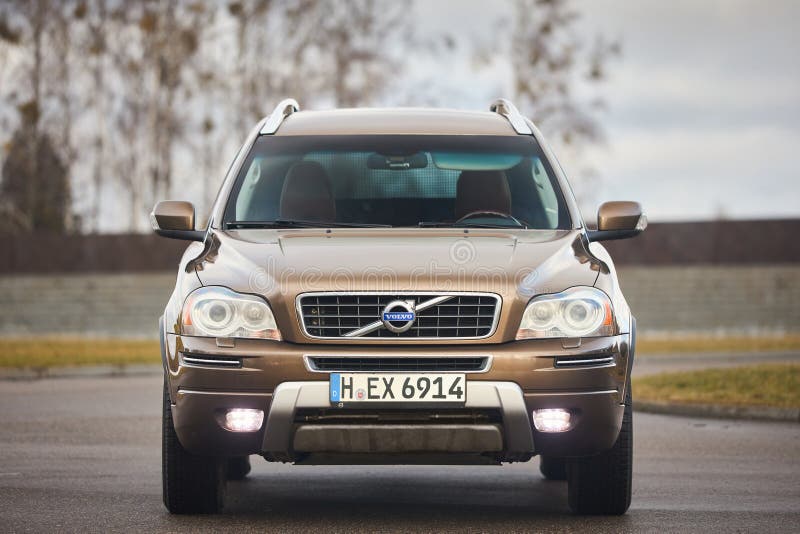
[454,170,511,219]
[279,161,336,222]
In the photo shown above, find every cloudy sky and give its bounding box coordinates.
[412,0,800,221]
[6,0,795,228]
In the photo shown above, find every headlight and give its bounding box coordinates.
[516,287,614,339]
[181,286,281,340]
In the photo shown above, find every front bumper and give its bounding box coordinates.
[164,333,631,462]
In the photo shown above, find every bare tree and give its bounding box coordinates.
[0,0,615,234]
[501,0,620,208]
[226,1,323,129]
[509,0,619,147]
[96,0,213,230]
[72,0,110,232]
[296,0,412,107]
[1,105,70,232]
[49,1,81,230]
[0,0,77,231]
[138,0,209,202]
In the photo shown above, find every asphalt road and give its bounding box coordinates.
[1,375,799,533]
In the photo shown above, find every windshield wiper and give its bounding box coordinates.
[226,219,391,229]
[417,221,527,229]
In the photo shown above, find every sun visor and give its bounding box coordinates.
[431,152,523,171]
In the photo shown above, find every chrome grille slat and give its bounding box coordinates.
[297,292,501,340]
[555,355,615,368]
[307,356,490,372]
[300,315,496,319]
[181,355,242,368]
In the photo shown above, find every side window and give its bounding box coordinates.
[532,157,559,228]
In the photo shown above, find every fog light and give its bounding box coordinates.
[224,408,264,432]
[532,409,572,433]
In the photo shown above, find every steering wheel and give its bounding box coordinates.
[455,211,526,227]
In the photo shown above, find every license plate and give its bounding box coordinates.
[329,373,466,404]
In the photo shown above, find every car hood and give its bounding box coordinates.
[192,228,602,343]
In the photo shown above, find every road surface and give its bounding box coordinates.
[1,374,798,532]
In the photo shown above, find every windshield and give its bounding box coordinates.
[223,135,571,229]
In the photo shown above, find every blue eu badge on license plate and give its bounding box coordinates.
[329,373,341,402]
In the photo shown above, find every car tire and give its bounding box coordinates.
[162,379,226,514]
[567,385,633,515]
[539,456,568,481]
[227,456,251,480]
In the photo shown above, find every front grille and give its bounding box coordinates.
[307,356,489,372]
[297,293,500,339]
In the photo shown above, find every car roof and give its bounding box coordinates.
[274,108,520,136]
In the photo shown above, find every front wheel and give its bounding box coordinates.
[162,379,226,514]
[539,456,567,480]
[567,388,633,515]
[227,456,252,480]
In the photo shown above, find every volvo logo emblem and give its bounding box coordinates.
[381,300,417,333]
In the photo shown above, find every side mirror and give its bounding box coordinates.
[150,201,206,241]
[587,201,647,242]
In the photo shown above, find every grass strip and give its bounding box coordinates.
[634,363,800,408]
[637,335,800,355]
[0,338,160,368]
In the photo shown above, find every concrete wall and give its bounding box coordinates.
[0,273,175,338]
[1,266,797,337]
[617,265,799,336]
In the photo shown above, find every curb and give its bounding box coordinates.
[635,400,800,423]
[0,364,162,381]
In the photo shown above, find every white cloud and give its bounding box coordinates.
[586,125,800,220]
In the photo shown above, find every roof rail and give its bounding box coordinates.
[260,98,300,134]
[489,98,532,135]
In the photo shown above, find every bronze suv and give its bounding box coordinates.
[152,99,646,515]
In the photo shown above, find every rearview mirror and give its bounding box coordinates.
[150,200,206,241]
[587,201,647,242]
